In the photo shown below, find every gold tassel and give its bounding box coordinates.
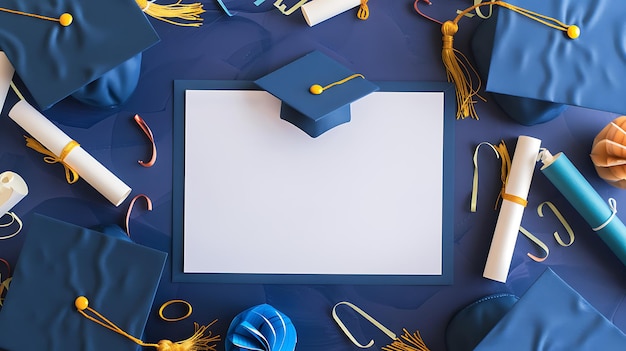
[381,329,430,351]
[75,296,220,351]
[441,20,483,119]
[441,1,580,120]
[135,0,205,27]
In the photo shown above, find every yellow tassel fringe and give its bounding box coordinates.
[135,0,205,27]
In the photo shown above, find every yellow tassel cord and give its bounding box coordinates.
[75,296,220,351]
[0,7,73,26]
[309,74,365,95]
[23,136,80,184]
[441,1,580,119]
[135,0,204,27]
[381,328,430,351]
[357,0,369,20]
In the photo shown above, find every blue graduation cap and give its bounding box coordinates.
[482,0,625,122]
[0,0,160,109]
[0,214,167,351]
[446,269,626,351]
[255,50,379,138]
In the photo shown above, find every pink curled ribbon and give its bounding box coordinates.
[124,194,152,237]
[134,114,157,167]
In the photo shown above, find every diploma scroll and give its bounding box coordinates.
[8,100,131,206]
[539,149,626,266]
[483,135,542,283]
[0,171,28,215]
[301,0,361,26]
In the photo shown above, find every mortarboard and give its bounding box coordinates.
[0,214,167,351]
[470,12,568,126]
[483,0,625,117]
[254,50,379,138]
[473,269,626,350]
[0,0,160,110]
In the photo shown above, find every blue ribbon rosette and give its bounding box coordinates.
[226,304,297,351]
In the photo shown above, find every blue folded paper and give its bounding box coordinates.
[226,304,297,351]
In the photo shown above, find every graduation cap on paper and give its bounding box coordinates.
[476,0,625,124]
[0,214,167,351]
[446,269,626,351]
[0,0,160,110]
[255,50,379,138]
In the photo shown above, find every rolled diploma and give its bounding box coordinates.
[8,100,131,206]
[540,150,626,266]
[0,171,28,214]
[483,135,541,283]
[301,0,361,26]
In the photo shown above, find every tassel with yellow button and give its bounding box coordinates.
[135,0,205,27]
[75,296,220,351]
[440,1,580,120]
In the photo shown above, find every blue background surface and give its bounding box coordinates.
[0,1,625,350]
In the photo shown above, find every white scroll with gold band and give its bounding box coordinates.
[301,0,366,26]
[7,100,131,206]
[483,135,542,283]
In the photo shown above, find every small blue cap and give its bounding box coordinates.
[485,0,626,115]
[0,0,160,109]
[255,50,379,137]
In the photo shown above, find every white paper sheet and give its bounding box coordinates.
[183,89,446,276]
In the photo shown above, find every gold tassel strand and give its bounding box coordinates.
[135,0,205,27]
[382,328,430,351]
[441,1,580,120]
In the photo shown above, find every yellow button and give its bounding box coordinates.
[75,296,89,311]
[59,13,73,27]
[309,84,323,95]
[567,25,580,39]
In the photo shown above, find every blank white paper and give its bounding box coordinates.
[183,89,445,276]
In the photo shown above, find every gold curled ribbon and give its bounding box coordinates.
[0,212,23,240]
[538,201,575,246]
[519,225,549,262]
[332,301,430,351]
[470,142,499,212]
[24,136,80,184]
[158,299,193,322]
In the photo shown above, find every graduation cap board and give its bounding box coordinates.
[255,50,379,138]
[484,0,626,116]
[0,0,160,110]
[446,269,626,351]
[0,214,167,351]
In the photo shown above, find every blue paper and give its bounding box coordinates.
[540,152,626,265]
[226,304,297,351]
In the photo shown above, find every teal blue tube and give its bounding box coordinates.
[541,152,626,266]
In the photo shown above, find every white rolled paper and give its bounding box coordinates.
[483,135,541,283]
[0,171,28,215]
[301,0,361,26]
[0,52,14,109]
[8,100,131,206]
